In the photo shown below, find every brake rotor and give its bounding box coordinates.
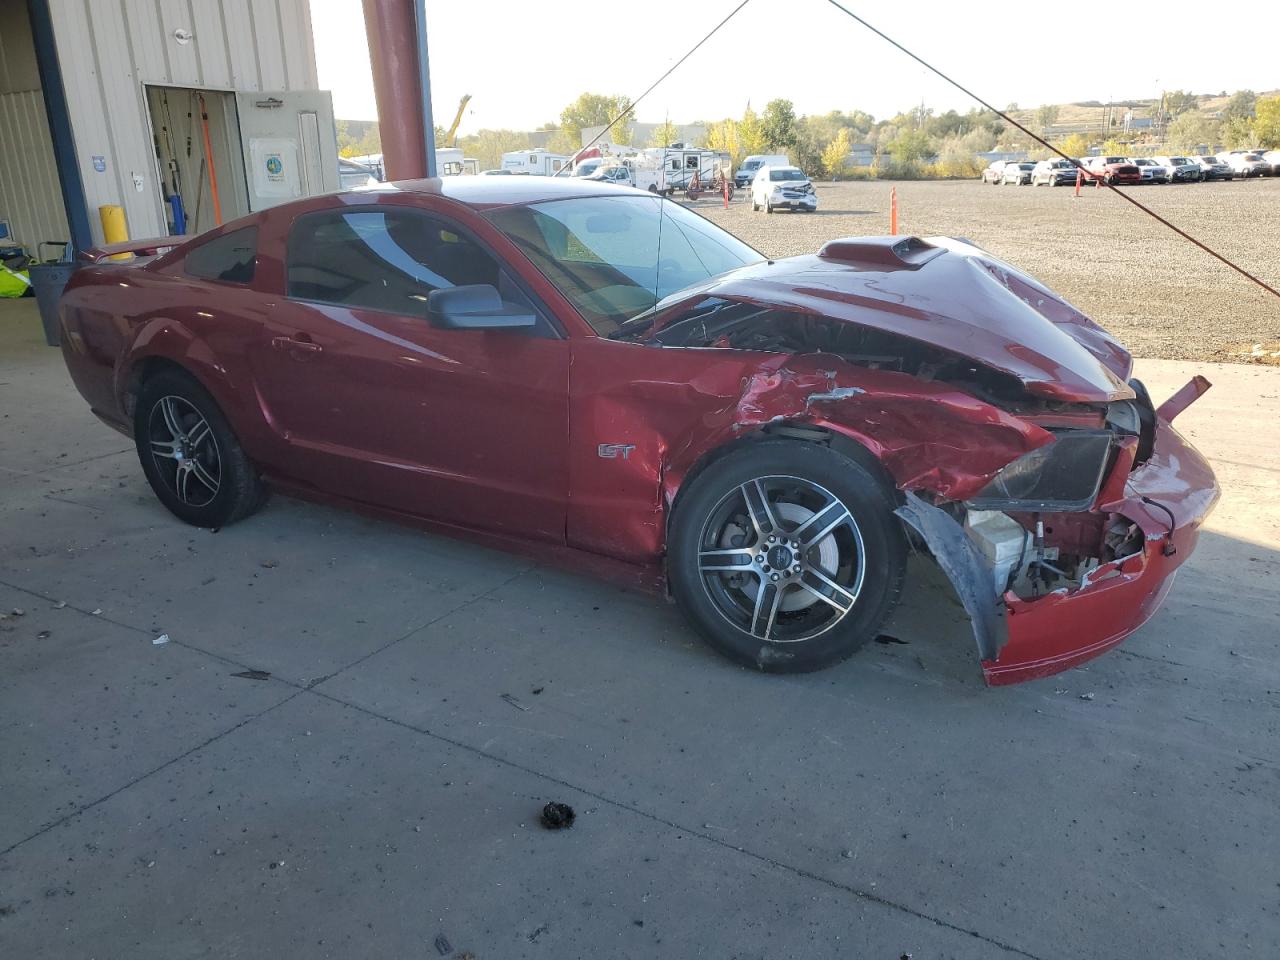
[719,501,840,611]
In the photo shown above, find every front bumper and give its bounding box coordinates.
[986,417,1219,684]
[898,379,1219,686]
[770,191,818,210]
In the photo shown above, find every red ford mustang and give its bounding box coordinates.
[59,177,1219,684]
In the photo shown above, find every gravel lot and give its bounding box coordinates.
[693,178,1280,363]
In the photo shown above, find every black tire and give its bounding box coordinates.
[668,439,907,673]
[134,368,267,528]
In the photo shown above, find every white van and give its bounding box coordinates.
[735,154,789,187]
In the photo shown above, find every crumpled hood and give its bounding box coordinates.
[646,236,1135,403]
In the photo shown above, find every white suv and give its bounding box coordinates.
[751,165,818,213]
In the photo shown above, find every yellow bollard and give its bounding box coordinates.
[99,205,132,260]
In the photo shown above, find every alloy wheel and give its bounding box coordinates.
[696,476,866,644]
[147,395,221,506]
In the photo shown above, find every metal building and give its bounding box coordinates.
[0,0,337,256]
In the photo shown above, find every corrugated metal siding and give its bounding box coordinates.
[0,91,70,249]
[48,0,320,243]
[0,0,70,249]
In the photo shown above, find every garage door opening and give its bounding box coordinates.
[145,86,248,236]
[146,85,340,238]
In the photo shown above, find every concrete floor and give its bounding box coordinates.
[1,297,1277,959]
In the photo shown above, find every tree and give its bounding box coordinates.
[1056,133,1091,158]
[1221,115,1256,150]
[1253,96,1280,148]
[1165,113,1220,153]
[558,92,634,150]
[761,99,798,151]
[736,106,768,157]
[457,128,533,171]
[1223,90,1256,120]
[705,118,741,165]
[649,116,679,148]
[1035,104,1060,132]
[821,128,852,179]
[1162,90,1198,117]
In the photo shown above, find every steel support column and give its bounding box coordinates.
[361,0,430,180]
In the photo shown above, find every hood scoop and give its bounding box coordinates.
[817,236,944,271]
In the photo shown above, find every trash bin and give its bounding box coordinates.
[27,242,73,347]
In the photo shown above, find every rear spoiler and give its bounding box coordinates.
[79,237,185,263]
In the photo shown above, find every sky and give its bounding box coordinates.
[310,0,1280,130]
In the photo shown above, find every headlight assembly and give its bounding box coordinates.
[967,431,1113,512]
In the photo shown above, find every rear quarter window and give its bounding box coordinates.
[185,227,257,284]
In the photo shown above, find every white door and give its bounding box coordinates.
[235,91,339,211]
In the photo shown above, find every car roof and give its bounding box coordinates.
[362,175,643,210]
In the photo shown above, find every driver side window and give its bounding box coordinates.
[286,208,499,314]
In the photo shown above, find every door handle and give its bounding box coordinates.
[271,335,322,358]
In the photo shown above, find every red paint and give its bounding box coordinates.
[56,176,1220,686]
[985,420,1219,684]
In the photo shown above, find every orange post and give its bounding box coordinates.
[198,94,222,226]
[889,187,898,235]
[1074,169,1083,197]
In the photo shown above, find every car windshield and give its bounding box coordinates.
[485,195,762,337]
[1052,160,1072,168]
[768,168,807,181]
[1105,157,1126,164]
[1017,163,1035,170]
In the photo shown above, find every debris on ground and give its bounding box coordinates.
[232,669,271,681]
[10,608,24,617]
[500,693,529,712]
[36,630,51,640]
[260,560,278,569]
[91,608,102,616]
[152,634,170,646]
[53,601,66,609]
[539,802,576,830]
[875,634,908,645]
[433,933,452,955]
[1079,692,1095,701]
[531,687,544,695]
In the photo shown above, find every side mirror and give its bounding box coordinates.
[427,284,537,330]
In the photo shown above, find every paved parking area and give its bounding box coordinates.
[2,298,1278,959]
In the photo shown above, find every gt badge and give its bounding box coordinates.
[597,443,636,460]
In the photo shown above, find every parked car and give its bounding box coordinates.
[1000,161,1036,185]
[1084,156,1142,185]
[1193,156,1232,180]
[751,165,817,213]
[1128,158,1169,184]
[735,154,790,188]
[57,177,1219,686]
[1262,150,1280,175]
[1031,159,1079,186]
[1152,156,1202,183]
[1219,152,1269,178]
[981,160,1011,184]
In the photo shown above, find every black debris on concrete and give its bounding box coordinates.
[539,802,575,830]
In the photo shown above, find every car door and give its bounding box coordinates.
[249,202,569,543]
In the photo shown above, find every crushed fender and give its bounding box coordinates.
[895,491,1007,661]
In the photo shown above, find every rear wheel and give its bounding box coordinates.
[134,369,267,528]
[668,440,907,673]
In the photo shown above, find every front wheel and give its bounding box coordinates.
[134,369,267,528]
[668,440,907,673]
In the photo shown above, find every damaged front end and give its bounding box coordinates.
[898,375,1219,684]
[640,236,1220,685]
